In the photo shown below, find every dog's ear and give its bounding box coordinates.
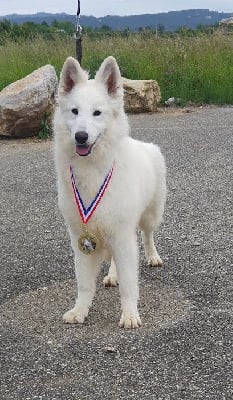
[59,57,88,94]
[95,56,122,97]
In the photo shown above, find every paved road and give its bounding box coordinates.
[0,107,232,400]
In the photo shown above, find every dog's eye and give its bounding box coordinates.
[71,108,78,115]
[93,110,101,116]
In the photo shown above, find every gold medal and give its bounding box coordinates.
[78,230,99,255]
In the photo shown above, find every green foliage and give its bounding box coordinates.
[1,21,233,105]
[38,112,52,139]
[0,18,76,44]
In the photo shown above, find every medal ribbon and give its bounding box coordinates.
[70,163,114,224]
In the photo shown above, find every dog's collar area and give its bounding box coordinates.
[70,162,115,224]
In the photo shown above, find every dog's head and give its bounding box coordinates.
[57,56,125,157]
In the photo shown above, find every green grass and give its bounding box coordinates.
[1,32,233,104]
[38,111,52,139]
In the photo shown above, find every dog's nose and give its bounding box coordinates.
[75,131,88,145]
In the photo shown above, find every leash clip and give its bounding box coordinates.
[75,15,82,39]
[75,0,82,64]
[75,0,82,40]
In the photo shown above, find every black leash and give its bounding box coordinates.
[75,0,82,65]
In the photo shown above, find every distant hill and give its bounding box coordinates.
[1,9,233,31]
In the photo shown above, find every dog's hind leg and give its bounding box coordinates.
[141,230,163,267]
[140,201,164,267]
[103,258,118,287]
[63,252,101,324]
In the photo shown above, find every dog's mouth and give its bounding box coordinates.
[76,144,93,156]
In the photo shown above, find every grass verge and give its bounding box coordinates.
[1,32,233,104]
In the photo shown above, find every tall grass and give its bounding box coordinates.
[0,34,73,89]
[1,32,233,104]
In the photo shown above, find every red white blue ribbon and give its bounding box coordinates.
[70,163,114,224]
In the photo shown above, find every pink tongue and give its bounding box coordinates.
[76,145,90,156]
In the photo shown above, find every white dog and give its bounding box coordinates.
[54,56,166,328]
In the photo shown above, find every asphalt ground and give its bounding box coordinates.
[0,106,232,400]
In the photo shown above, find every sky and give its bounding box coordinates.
[0,0,232,17]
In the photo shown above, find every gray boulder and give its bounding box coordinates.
[0,65,57,137]
[123,78,161,113]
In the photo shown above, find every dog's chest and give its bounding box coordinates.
[72,173,108,208]
[63,169,113,230]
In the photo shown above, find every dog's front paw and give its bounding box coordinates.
[119,312,142,329]
[63,306,88,324]
[103,275,118,287]
[147,254,163,267]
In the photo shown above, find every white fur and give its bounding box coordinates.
[53,56,166,329]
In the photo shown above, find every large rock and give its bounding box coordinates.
[123,78,161,113]
[0,65,57,137]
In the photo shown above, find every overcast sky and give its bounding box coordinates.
[0,0,232,17]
